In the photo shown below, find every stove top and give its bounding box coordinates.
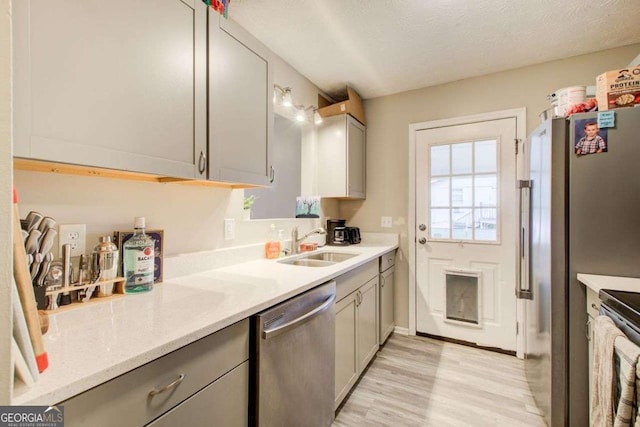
[599,289,640,330]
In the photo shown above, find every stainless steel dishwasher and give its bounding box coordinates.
[251,280,336,427]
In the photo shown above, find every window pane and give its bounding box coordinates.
[431,145,449,176]
[474,208,497,241]
[430,209,450,239]
[475,174,497,207]
[430,177,450,207]
[475,140,497,173]
[452,142,472,174]
[452,208,473,240]
[451,176,472,207]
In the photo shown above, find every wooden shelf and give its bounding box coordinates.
[14,158,262,189]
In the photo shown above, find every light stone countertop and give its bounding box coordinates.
[578,273,640,294]
[12,237,398,405]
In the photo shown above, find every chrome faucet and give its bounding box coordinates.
[291,226,327,254]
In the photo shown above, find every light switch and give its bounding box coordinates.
[224,219,235,240]
[381,216,393,228]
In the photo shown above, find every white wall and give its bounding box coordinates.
[340,43,640,329]
[1,0,12,405]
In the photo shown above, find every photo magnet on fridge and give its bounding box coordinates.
[574,118,608,156]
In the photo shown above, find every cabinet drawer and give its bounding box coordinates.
[61,319,249,427]
[586,288,600,319]
[335,260,378,302]
[379,250,396,272]
[148,361,249,427]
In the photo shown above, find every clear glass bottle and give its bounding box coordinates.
[124,217,155,293]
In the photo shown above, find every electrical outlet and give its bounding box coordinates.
[224,219,235,241]
[58,224,86,257]
[381,216,393,228]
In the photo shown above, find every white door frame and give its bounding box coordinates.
[408,108,527,358]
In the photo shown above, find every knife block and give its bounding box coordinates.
[44,277,126,313]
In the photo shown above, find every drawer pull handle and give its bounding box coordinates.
[149,373,185,397]
[591,303,598,310]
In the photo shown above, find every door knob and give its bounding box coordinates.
[418,237,426,245]
[418,224,426,231]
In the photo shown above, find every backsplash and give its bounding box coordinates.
[13,170,339,258]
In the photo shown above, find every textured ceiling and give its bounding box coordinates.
[229,0,640,100]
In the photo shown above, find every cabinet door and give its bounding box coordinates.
[317,115,347,197]
[148,361,248,427]
[335,292,358,409]
[357,277,379,372]
[379,266,395,344]
[209,13,273,185]
[13,0,207,179]
[317,114,366,199]
[347,115,366,198]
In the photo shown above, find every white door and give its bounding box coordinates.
[415,118,518,351]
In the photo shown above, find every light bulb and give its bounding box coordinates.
[295,108,306,122]
[314,110,323,125]
[282,89,293,108]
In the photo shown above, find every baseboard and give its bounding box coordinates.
[416,331,516,356]
[393,326,409,335]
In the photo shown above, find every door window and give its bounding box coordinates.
[429,139,499,242]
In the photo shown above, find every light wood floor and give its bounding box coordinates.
[333,333,547,427]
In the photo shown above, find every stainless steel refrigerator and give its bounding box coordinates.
[521,107,640,426]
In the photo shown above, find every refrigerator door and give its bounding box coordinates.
[568,107,640,425]
[524,118,552,426]
[524,117,568,427]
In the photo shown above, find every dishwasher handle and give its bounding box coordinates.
[262,294,336,341]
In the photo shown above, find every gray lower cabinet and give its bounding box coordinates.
[60,319,249,427]
[335,291,358,408]
[148,361,248,427]
[317,114,366,199]
[12,0,207,179]
[208,12,273,186]
[357,278,380,372]
[334,261,379,408]
[379,250,397,344]
[379,265,395,344]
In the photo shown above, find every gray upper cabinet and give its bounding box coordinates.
[208,12,273,186]
[317,114,366,199]
[13,0,208,179]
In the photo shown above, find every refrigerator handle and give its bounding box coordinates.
[516,180,533,300]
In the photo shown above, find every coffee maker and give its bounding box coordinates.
[326,219,348,246]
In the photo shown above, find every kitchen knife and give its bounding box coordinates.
[24,229,41,258]
[12,187,48,373]
[36,253,54,287]
[31,228,57,282]
[24,211,43,233]
[37,217,56,234]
